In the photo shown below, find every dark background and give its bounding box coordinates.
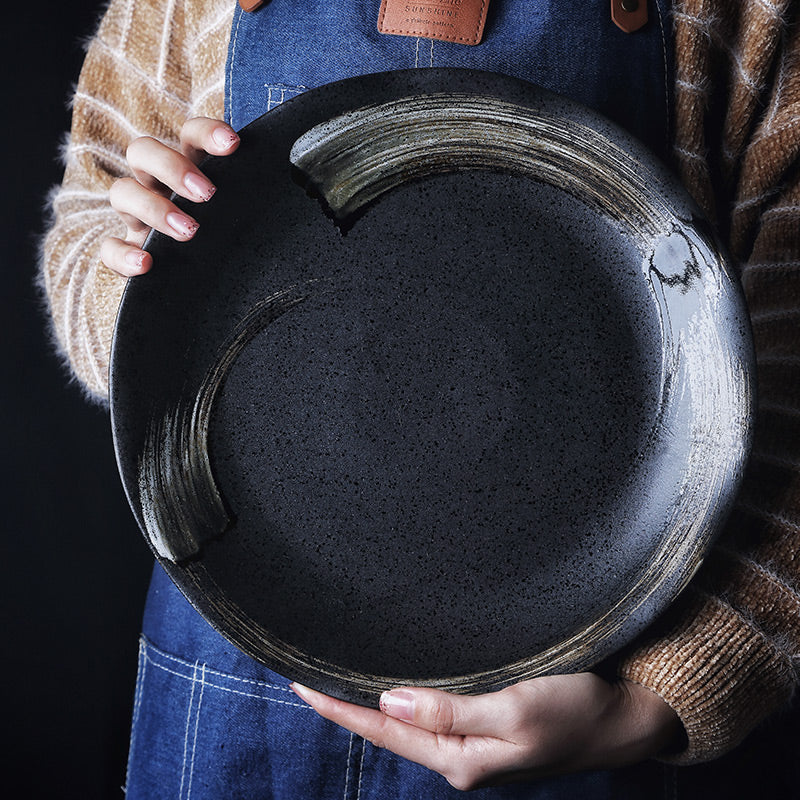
[2,3,154,798]
[2,2,798,798]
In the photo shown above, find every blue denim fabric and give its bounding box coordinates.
[127,567,674,799]
[225,0,673,161]
[126,2,677,797]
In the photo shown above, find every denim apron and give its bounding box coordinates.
[126,2,676,797]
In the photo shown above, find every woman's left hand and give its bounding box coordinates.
[291,673,682,791]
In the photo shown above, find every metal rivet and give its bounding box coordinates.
[620,0,640,11]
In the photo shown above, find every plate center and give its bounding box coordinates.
[206,171,663,677]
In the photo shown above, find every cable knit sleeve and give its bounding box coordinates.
[40,0,231,401]
[618,0,800,764]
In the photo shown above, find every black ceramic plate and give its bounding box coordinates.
[110,69,754,705]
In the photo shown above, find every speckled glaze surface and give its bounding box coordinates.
[110,69,754,705]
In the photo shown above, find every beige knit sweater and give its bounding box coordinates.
[41,0,800,765]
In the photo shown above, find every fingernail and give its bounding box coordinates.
[212,127,239,149]
[124,250,145,271]
[379,689,415,722]
[290,683,317,705]
[291,682,309,699]
[166,212,199,239]
[183,172,216,202]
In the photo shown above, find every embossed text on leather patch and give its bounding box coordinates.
[378,0,490,46]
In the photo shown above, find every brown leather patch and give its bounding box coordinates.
[378,0,490,46]
[610,0,648,33]
[239,0,264,12]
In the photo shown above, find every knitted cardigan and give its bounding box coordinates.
[41,0,800,765]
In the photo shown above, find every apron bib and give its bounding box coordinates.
[225,0,673,161]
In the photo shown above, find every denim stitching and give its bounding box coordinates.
[207,684,310,707]
[414,37,421,68]
[130,639,147,738]
[124,638,147,795]
[653,0,671,156]
[343,732,354,800]
[429,39,435,68]
[262,83,310,92]
[262,84,309,112]
[141,646,312,707]
[141,636,293,691]
[147,659,309,705]
[186,664,206,800]
[227,6,244,126]
[179,661,200,799]
[145,649,195,680]
[355,738,366,800]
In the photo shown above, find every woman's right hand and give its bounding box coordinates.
[100,117,240,276]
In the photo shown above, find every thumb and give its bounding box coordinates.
[379,687,511,737]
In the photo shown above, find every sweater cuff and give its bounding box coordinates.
[617,589,797,764]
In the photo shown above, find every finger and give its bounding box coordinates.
[126,137,217,202]
[109,177,199,241]
[291,683,473,774]
[179,117,240,164]
[379,686,522,739]
[100,236,153,277]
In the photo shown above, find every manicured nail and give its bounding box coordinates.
[183,172,216,202]
[166,212,199,239]
[290,683,314,704]
[124,250,145,271]
[379,690,415,722]
[212,127,239,150]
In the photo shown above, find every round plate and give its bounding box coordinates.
[110,69,754,705]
